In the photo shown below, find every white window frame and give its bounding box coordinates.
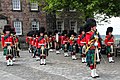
[30,2,38,11]
[69,9,76,12]
[57,9,63,12]
[70,20,77,33]
[56,20,64,33]
[31,20,39,30]
[13,21,22,35]
[12,0,21,11]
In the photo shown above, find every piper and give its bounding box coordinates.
[37,27,47,65]
[85,19,102,78]
[61,30,69,57]
[1,25,14,66]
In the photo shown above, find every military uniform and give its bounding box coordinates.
[61,30,69,57]
[32,31,39,58]
[48,31,54,51]
[37,27,47,65]
[68,30,77,60]
[53,30,61,54]
[1,25,14,66]
[11,28,20,58]
[104,27,114,63]
[77,27,86,62]
[26,30,35,53]
[85,19,101,78]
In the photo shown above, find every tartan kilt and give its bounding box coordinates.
[69,45,73,52]
[3,47,7,56]
[106,46,111,54]
[37,48,47,56]
[86,49,95,66]
[79,46,82,54]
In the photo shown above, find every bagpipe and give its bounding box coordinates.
[85,31,101,64]
[13,35,20,57]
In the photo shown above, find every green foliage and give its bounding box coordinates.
[30,0,120,20]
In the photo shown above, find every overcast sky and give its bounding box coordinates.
[97,17,120,35]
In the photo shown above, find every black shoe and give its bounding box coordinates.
[33,56,36,58]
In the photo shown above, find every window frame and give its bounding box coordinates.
[13,20,23,35]
[56,20,64,33]
[57,9,63,12]
[69,20,77,33]
[30,2,39,11]
[12,0,22,11]
[31,19,40,30]
[69,9,76,12]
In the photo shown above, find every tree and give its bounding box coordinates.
[30,0,120,22]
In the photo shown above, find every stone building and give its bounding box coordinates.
[46,9,83,33]
[0,0,46,36]
[0,0,83,36]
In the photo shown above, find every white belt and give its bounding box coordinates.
[108,42,113,43]
[5,42,11,44]
[80,42,86,44]
[39,44,45,46]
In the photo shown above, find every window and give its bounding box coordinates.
[13,21,22,35]
[57,9,63,12]
[30,2,38,11]
[69,9,76,12]
[56,21,64,32]
[70,21,77,32]
[31,20,39,30]
[12,0,21,11]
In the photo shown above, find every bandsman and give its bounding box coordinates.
[1,25,14,66]
[104,27,114,63]
[85,19,101,78]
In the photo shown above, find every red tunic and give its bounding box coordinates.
[86,31,95,49]
[1,34,13,48]
[14,37,19,43]
[69,36,75,45]
[77,34,86,46]
[37,37,46,48]
[104,35,114,46]
[26,37,32,45]
[60,36,69,44]
[49,36,54,42]
[86,31,102,49]
[53,34,61,42]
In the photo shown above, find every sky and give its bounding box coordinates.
[97,17,120,35]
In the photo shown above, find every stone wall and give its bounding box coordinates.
[0,0,47,36]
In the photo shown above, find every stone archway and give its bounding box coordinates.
[0,15,8,34]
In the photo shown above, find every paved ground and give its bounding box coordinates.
[0,50,120,80]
